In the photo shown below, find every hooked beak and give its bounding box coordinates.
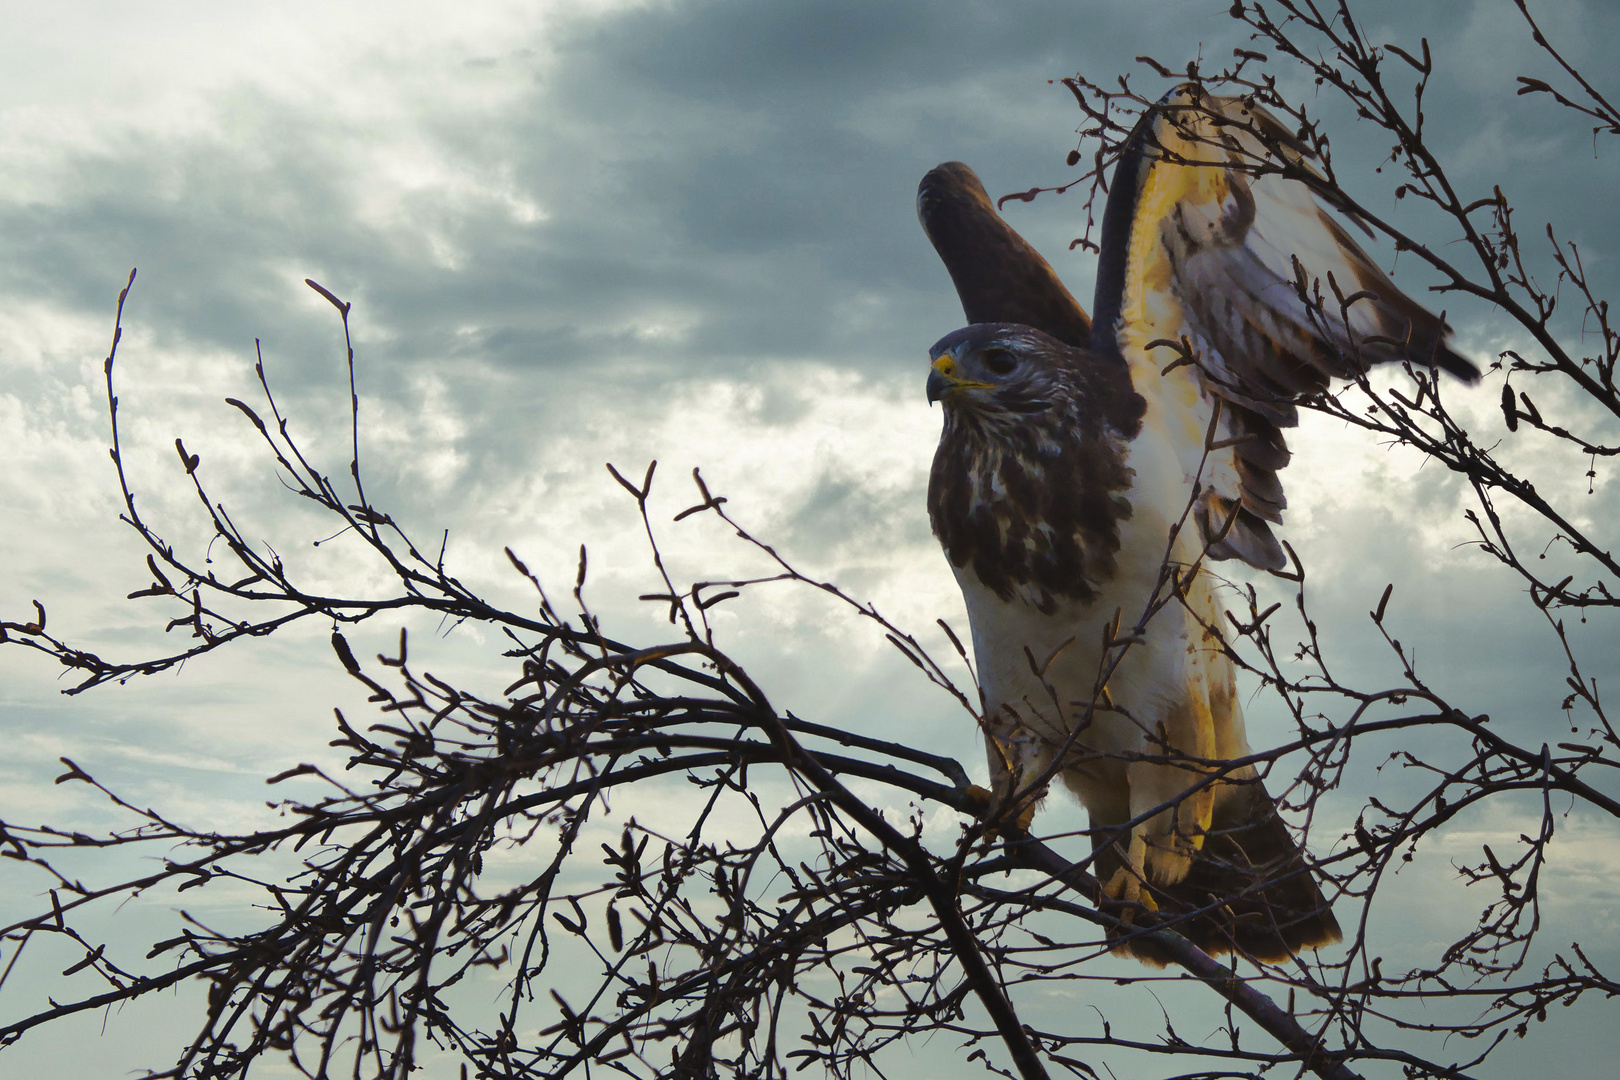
[927,351,980,404]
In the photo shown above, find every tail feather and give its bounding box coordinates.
[1097,779,1340,965]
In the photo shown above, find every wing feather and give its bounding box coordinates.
[917,162,1093,349]
[1096,86,1480,571]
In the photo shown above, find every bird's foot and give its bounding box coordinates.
[1101,830,1159,925]
[1100,856,1164,962]
[1102,865,1159,913]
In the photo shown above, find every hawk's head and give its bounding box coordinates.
[927,323,1142,436]
[925,323,1145,611]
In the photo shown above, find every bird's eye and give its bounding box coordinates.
[982,348,1017,376]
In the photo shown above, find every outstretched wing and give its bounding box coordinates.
[1092,85,1480,569]
[917,162,1092,349]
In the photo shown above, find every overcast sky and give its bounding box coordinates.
[2,1,1618,1075]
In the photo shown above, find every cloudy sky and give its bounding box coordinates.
[2,0,1618,1075]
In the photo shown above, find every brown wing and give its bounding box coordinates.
[917,162,1092,349]
[1092,86,1480,570]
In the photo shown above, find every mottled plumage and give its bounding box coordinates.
[927,324,1142,613]
[920,87,1479,962]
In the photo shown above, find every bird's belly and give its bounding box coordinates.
[954,502,1195,760]
[946,404,1233,809]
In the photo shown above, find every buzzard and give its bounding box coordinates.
[918,86,1477,962]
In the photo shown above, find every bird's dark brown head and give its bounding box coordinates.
[925,323,1146,610]
[927,323,1142,437]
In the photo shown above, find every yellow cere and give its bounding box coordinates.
[933,351,994,391]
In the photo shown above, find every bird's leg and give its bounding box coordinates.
[965,754,1042,834]
[965,720,1045,835]
[1102,828,1159,915]
[963,784,1038,834]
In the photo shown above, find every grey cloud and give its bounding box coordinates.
[780,461,934,561]
[2,1,1241,389]
[12,0,1616,421]
[8,0,1612,569]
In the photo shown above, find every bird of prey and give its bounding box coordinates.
[918,86,1477,962]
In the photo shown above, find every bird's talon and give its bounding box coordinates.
[1101,842,1157,911]
[1102,866,1137,904]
